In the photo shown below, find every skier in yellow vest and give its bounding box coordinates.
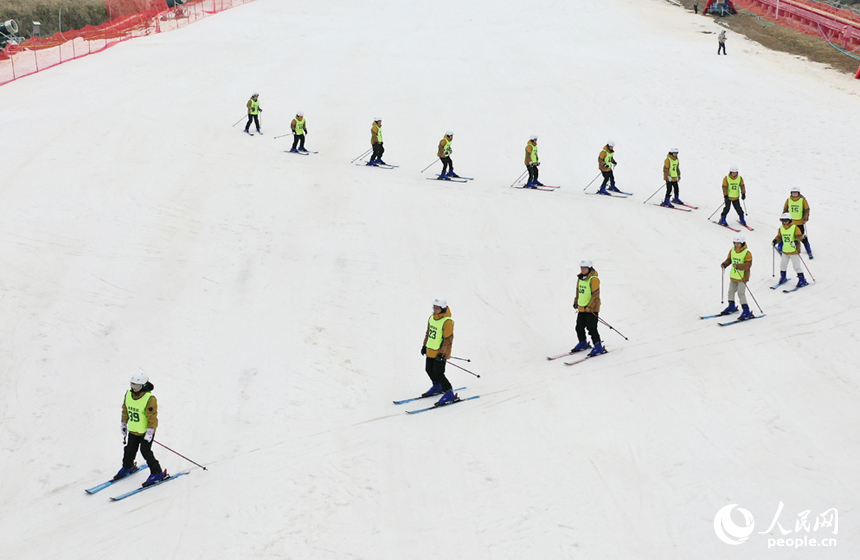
[783,189,812,258]
[718,165,747,226]
[420,298,457,405]
[570,260,605,357]
[524,135,543,188]
[720,234,754,320]
[290,111,308,153]
[113,373,168,487]
[243,93,261,135]
[773,212,808,288]
[437,131,459,179]
[661,149,682,207]
[368,118,386,166]
[597,141,619,194]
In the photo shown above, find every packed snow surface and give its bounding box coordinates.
[1,0,859,558]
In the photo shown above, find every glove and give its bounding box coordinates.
[421,345,426,356]
[144,428,154,443]
[435,354,446,362]
[772,239,778,246]
[721,263,728,269]
[724,195,730,203]
[121,422,128,437]
[741,192,746,200]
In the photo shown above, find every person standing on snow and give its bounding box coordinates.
[290,111,308,153]
[113,373,168,487]
[661,149,683,207]
[571,260,606,357]
[773,213,809,288]
[524,135,543,188]
[244,93,262,135]
[718,30,727,55]
[420,298,458,405]
[437,131,459,179]
[718,165,747,226]
[597,141,619,194]
[368,118,386,166]
[783,189,813,258]
[720,234,754,319]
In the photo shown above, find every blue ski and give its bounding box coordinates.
[783,285,810,293]
[564,349,611,365]
[110,472,189,502]
[85,464,148,494]
[770,282,790,290]
[718,314,766,326]
[428,176,468,183]
[700,312,736,320]
[394,387,467,405]
[406,395,480,414]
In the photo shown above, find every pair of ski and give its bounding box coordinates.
[427,174,473,183]
[700,310,765,326]
[547,348,609,365]
[286,149,318,155]
[514,184,560,192]
[244,130,262,137]
[713,220,754,232]
[84,464,188,502]
[359,161,398,169]
[770,281,811,293]
[654,202,698,212]
[393,386,480,414]
[588,188,633,198]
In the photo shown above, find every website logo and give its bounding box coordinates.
[714,504,755,545]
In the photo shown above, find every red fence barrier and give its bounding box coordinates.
[734,0,860,52]
[0,0,256,87]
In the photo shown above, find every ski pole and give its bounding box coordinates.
[721,268,725,304]
[583,172,601,192]
[744,282,764,315]
[798,254,816,282]
[449,356,471,362]
[742,198,749,218]
[232,116,245,127]
[642,183,665,204]
[708,203,724,221]
[420,158,440,173]
[445,359,481,378]
[273,133,292,139]
[772,246,776,277]
[510,170,528,187]
[351,148,372,164]
[154,440,208,471]
[596,316,629,341]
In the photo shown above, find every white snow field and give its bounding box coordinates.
[1,0,860,558]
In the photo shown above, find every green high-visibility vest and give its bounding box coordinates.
[603,150,614,169]
[294,117,305,135]
[726,175,743,199]
[426,315,451,351]
[787,196,805,221]
[249,99,260,115]
[577,276,594,307]
[729,248,749,281]
[668,156,679,179]
[125,391,152,434]
[779,224,799,254]
[442,138,452,157]
[374,124,383,143]
[529,143,538,164]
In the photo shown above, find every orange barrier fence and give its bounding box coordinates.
[734,0,860,51]
[0,0,256,86]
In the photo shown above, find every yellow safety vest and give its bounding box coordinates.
[294,117,305,135]
[528,143,538,164]
[249,99,260,115]
[787,196,805,221]
[442,138,452,157]
[426,315,451,351]
[374,124,383,143]
[779,224,799,254]
[730,248,749,282]
[577,276,594,307]
[603,150,614,169]
[668,157,679,179]
[726,175,743,199]
[125,391,152,434]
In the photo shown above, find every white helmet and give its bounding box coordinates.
[729,165,739,173]
[607,140,615,148]
[790,188,800,194]
[445,130,454,136]
[433,298,448,309]
[374,117,382,122]
[780,212,793,221]
[580,259,593,268]
[733,234,746,244]
[251,92,259,97]
[529,134,538,141]
[296,111,304,117]
[670,148,679,153]
[130,372,148,389]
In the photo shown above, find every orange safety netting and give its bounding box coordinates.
[0,0,256,86]
[733,0,860,52]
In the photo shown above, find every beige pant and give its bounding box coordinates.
[728,280,747,306]
[780,252,802,274]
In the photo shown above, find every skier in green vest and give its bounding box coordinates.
[720,234,754,319]
[290,111,308,153]
[420,298,457,405]
[661,149,682,207]
[113,372,168,487]
[243,93,262,135]
[571,260,605,357]
[773,212,808,288]
[437,131,458,179]
[783,189,812,258]
[718,165,747,226]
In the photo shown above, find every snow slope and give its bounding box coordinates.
[1,0,859,558]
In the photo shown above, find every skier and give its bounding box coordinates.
[718,30,727,55]
[662,149,682,207]
[597,141,619,194]
[437,131,458,178]
[113,373,168,487]
[290,111,308,153]
[718,165,747,226]
[368,118,386,166]
[720,234,754,319]
[524,135,543,188]
[783,189,813,258]
[773,212,808,288]
[243,93,261,135]
[420,298,457,405]
[571,260,605,357]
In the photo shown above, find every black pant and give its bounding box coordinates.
[665,181,679,199]
[441,157,453,175]
[425,357,452,392]
[123,433,162,473]
[371,143,385,162]
[576,312,601,345]
[527,164,539,183]
[718,43,726,55]
[721,198,744,218]
[244,114,260,131]
[291,134,306,151]
[600,170,615,189]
